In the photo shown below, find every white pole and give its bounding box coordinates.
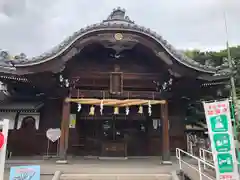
[0,119,9,180]
[179,151,182,170]
[190,141,193,155]
[203,150,206,170]
[198,159,202,180]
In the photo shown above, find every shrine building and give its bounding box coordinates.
[0,8,228,162]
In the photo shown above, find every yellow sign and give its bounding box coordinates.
[138,106,143,114]
[114,107,119,114]
[89,106,95,116]
[69,114,76,128]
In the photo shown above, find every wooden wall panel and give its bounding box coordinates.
[7,98,62,156]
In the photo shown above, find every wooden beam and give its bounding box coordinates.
[59,98,70,161]
[70,89,162,99]
[70,72,162,80]
[72,80,157,90]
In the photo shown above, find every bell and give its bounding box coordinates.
[125,106,130,115]
[89,106,95,116]
[114,107,119,115]
[138,106,143,114]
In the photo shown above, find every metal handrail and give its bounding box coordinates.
[199,148,214,170]
[176,148,215,180]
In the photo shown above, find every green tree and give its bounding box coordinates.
[183,46,240,125]
[184,46,240,67]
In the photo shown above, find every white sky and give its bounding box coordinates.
[0,0,239,57]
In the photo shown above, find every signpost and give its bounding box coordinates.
[0,119,9,180]
[203,100,239,180]
[9,165,40,180]
[45,128,61,158]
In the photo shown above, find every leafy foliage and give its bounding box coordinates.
[184,46,240,126]
[184,46,240,66]
[184,46,240,95]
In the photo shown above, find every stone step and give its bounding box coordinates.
[60,173,172,180]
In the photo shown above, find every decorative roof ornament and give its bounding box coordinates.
[0,50,27,62]
[0,51,10,60]
[104,7,134,24]
[14,53,27,61]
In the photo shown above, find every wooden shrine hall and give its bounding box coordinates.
[0,8,228,163]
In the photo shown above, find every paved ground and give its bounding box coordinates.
[60,174,172,180]
[4,157,178,180]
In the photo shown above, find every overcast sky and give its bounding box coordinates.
[0,0,239,57]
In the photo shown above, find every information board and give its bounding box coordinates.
[9,165,40,180]
[203,99,239,180]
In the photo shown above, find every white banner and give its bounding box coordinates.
[203,99,239,180]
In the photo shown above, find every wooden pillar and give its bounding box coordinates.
[161,101,171,164]
[58,98,70,162]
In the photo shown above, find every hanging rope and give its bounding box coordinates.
[65,98,166,107]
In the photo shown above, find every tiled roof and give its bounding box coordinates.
[0,7,228,75]
[0,100,43,112]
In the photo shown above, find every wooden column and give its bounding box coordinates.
[59,98,70,162]
[161,101,171,163]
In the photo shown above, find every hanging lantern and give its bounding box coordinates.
[148,101,152,116]
[100,100,103,115]
[89,106,95,116]
[125,106,130,115]
[77,103,82,112]
[138,105,143,114]
[114,107,119,115]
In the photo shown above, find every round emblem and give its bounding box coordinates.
[114,33,123,41]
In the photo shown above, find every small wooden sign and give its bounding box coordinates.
[46,128,61,142]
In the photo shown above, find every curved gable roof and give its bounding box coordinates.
[0,7,227,75]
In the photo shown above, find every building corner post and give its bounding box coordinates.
[57,97,70,164]
[161,101,172,165]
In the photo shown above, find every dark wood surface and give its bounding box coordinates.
[101,141,127,157]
